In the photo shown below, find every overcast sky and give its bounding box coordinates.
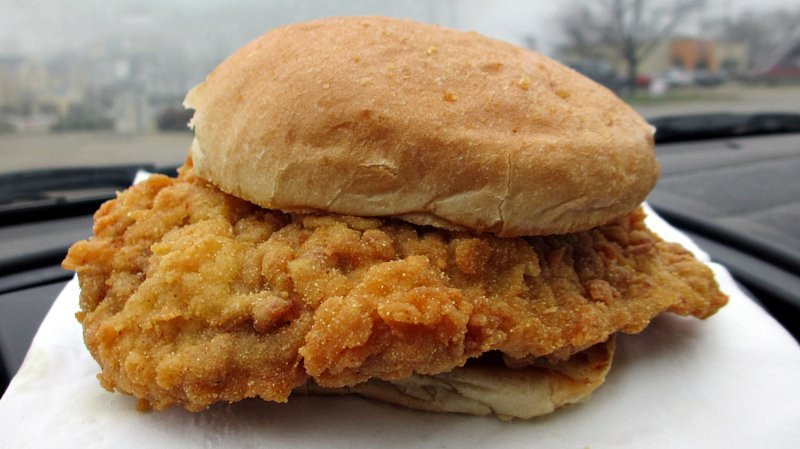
[1,0,797,59]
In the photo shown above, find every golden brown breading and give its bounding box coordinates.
[63,163,726,411]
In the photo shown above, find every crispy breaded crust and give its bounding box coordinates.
[184,16,658,236]
[63,164,725,411]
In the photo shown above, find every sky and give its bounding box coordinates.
[0,0,797,58]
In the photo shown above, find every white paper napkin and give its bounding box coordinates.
[1,205,798,449]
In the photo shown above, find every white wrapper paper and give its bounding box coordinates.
[1,204,798,448]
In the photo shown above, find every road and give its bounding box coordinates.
[633,85,800,119]
[0,85,798,172]
[0,131,192,172]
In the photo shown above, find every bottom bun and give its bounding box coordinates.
[296,337,615,420]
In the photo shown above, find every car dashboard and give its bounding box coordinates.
[1,133,799,394]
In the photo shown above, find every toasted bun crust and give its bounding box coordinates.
[185,16,658,236]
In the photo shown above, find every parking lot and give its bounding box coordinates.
[633,85,800,118]
[1,84,798,173]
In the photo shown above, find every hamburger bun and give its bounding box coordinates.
[297,337,615,420]
[184,16,658,237]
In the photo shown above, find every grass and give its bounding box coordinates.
[622,83,800,106]
[621,87,743,106]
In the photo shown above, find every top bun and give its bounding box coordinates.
[184,16,658,236]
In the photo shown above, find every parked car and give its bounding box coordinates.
[659,67,695,88]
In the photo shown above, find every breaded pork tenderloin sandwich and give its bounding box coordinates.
[63,16,727,420]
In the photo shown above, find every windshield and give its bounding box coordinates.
[1,0,799,174]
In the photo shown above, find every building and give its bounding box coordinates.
[659,38,747,75]
[0,56,62,131]
[559,36,748,90]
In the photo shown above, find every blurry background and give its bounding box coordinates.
[1,0,799,170]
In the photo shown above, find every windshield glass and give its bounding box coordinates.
[1,0,799,174]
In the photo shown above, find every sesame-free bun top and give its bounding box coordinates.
[184,16,658,236]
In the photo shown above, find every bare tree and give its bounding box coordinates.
[559,0,701,92]
[720,7,800,71]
